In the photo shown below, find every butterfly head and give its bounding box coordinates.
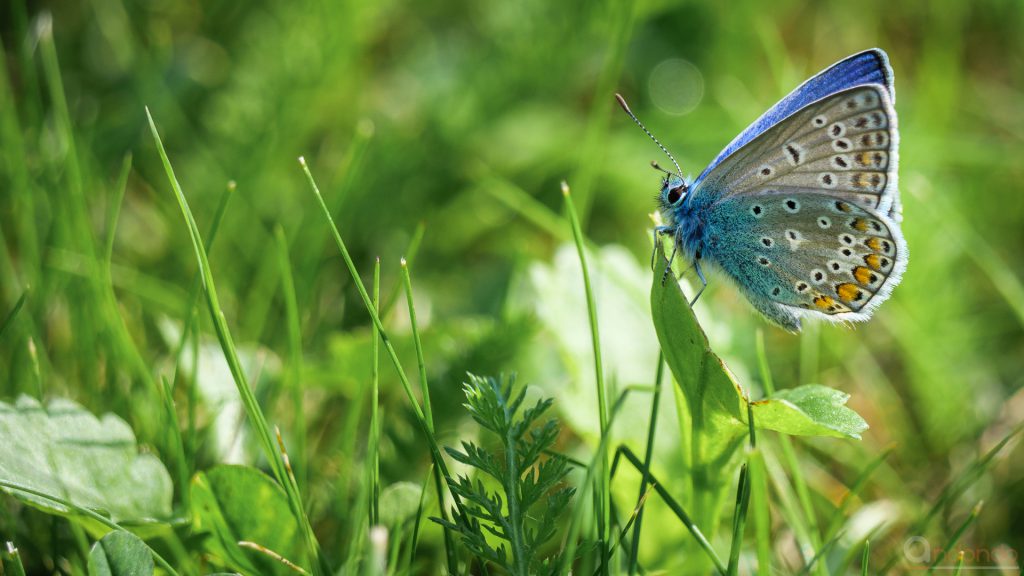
[659,172,688,209]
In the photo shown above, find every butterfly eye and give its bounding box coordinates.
[666,185,684,205]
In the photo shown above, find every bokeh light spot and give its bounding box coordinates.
[648,58,704,116]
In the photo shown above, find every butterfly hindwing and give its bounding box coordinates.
[695,84,900,220]
[694,49,894,187]
[702,191,907,332]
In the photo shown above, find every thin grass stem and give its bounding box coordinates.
[147,110,324,575]
[275,225,307,493]
[628,353,664,574]
[561,180,611,570]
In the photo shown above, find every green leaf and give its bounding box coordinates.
[191,465,307,576]
[0,395,172,522]
[87,530,154,576]
[650,248,748,439]
[752,384,869,439]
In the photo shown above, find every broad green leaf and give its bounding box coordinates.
[650,247,748,469]
[191,465,307,576]
[0,395,172,522]
[87,530,154,576]
[752,385,869,439]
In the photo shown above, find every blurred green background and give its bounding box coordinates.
[2,0,1023,573]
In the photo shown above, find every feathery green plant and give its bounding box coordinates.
[435,374,574,576]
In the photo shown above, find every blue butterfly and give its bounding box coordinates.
[619,48,907,332]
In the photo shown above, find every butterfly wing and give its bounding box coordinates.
[693,49,895,190]
[693,83,899,218]
[701,192,907,332]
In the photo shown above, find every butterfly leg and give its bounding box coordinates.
[660,246,678,286]
[689,260,707,306]
[650,226,674,271]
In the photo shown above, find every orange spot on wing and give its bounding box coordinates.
[865,237,882,251]
[854,266,875,284]
[836,283,863,303]
[864,254,883,270]
[813,295,837,310]
[851,218,869,232]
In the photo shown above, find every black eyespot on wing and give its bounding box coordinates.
[786,144,801,164]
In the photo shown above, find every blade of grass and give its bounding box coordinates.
[861,540,870,576]
[147,109,324,576]
[276,225,307,493]
[475,167,571,242]
[925,502,983,574]
[609,445,726,576]
[727,405,756,575]
[0,32,41,292]
[749,445,771,574]
[879,423,1023,574]
[404,464,434,573]
[559,389,638,576]
[605,483,654,571]
[103,154,132,267]
[570,0,636,222]
[757,330,824,572]
[0,291,28,341]
[399,257,457,571]
[2,542,27,576]
[628,353,664,574]
[370,257,382,526]
[796,531,843,576]
[822,445,895,545]
[400,259,434,428]
[951,551,965,576]
[159,375,190,515]
[299,156,463,575]
[561,180,611,571]
[380,222,425,319]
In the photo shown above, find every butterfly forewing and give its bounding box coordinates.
[694,49,894,186]
[697,85,900,220]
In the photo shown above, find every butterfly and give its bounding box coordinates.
[618,48,907,333]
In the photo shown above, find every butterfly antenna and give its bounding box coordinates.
[615,93,684,179]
